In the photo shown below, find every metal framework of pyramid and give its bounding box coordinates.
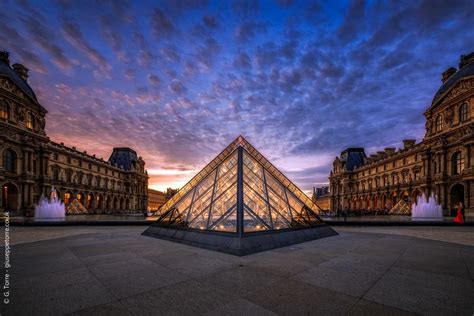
[143,136,337,255]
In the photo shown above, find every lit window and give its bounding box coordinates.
[77,193,83,205]
[87,194,92,209]
[26,112,34,129]
[0,100,10,120]
[435,115,443,132]
[64,192,71,205]
[452,152,464,175]
[459,103,469,122]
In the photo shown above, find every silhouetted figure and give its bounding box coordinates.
[460,201,465,222]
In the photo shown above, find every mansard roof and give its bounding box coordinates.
[0,59,38,102]
[108,147,139,170]
[340,148,366,171]
[431,52,474,106]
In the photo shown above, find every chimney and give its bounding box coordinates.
[12,63,29,81]
[384,148,395,155]
[403,139,416,149]
[0,51,9,65]
[459,52,474,69]
[441,67,456,83]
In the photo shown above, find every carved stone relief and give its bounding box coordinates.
[442,78,474,104]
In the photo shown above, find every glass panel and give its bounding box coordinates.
[243,186,272,230]
[287,191,304,214]
[265,170,286,197]
[194,169,216,201]
[212,150,238,200]
[243,166,266,199]
[270,208,291,229]
[243,206,268,232]
[187,187,213,229]
[208,183,237,227]
[243,151,262,176]
[218,151,238,176]
[171,190,194,214]
[210,207,237,232]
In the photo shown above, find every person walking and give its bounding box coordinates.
[454,202,464,224]
[460,201,465,222]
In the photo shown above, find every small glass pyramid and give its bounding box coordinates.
[154,136,324,234]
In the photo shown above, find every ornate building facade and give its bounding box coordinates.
[330,52,474,217]
[0,51,148,216]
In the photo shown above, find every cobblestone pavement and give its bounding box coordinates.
[1,226,473,315]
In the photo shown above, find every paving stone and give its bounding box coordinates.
[79,251,138,266]
[346,299,417,315]
[197,265,285,297]
[5,272,114,315]
[157,253,236,278]
[243,278,358,315]
[119,279,235,315]
[97,263,190,299]
[364,267,474,315]
[4,226,474,315]
[69,243,126,258]
[292,263,384,298]
[205,298,277,315]
[70,301,132,315]
[244,251,317,277]
[395,250,470,278]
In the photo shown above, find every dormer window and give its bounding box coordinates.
[459,102,469,122]
[435,115,443,132]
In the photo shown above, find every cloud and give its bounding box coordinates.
[62,20,111,72]
[169,79,186,94]
[235,21,267,41]
[151,8,176,39]
[148,74,161,86]
[3,0,473,193]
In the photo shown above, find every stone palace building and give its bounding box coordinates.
[330,52,474,217]
[0,51,148,216]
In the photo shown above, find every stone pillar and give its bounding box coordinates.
[440,184,447,214]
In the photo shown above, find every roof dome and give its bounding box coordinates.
[432,52,474,105]
[0,51,37,101]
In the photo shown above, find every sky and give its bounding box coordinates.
[1,0,473,194]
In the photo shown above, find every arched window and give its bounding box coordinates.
[452,152,464,175]
[3,149,16,173]
[77,193,83,205]
[0,100,10,120]
[435,115,443,132]
[459,103,469,122]
[26,112,35,129]
[64,192,71,206]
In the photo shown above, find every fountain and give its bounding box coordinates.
[411,193,443,221]
[34,187,66,221]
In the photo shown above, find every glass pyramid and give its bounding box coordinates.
[155,136,323,235]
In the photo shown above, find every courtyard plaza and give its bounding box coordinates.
[0,225,473,315]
